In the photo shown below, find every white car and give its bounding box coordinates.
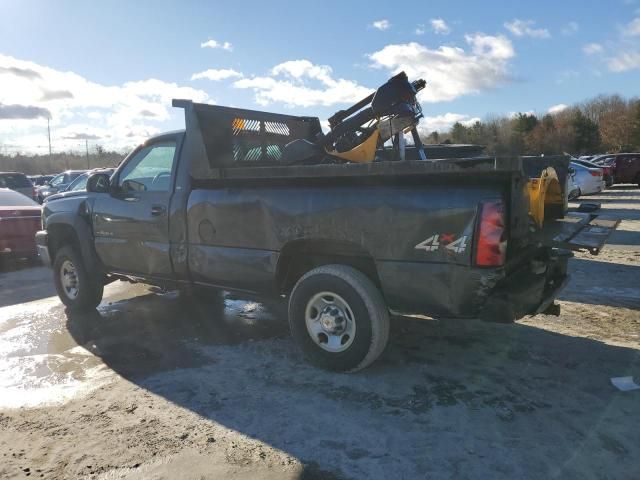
[569,161,605,196]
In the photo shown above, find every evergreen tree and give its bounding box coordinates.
[572,110,601,153]
[631,101,640,150]
[451,122,469,143]
[513,113,539,135]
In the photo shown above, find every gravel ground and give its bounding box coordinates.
[0,186,638,480]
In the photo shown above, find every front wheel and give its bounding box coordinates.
[53,246,104,312]
[288,264,390,372]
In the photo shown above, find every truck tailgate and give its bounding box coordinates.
[533,213,620,255]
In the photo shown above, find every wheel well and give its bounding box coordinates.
[276,240,381,294]
[47,224,80,261]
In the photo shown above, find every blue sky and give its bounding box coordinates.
[1,0,640,153]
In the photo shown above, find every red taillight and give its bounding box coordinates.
[475,200,506,267]
[590,170,602,177]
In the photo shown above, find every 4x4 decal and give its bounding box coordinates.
[415,234,468,254]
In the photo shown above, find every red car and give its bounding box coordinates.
[611,154,640,185]
[592,153,640,186]
[0,188,42,263]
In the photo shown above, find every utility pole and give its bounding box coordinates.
[47,117,52,156]
[85,139,90,169]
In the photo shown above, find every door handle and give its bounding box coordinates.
[151,205,166,216]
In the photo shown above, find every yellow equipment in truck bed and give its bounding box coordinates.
[527,166,564,228]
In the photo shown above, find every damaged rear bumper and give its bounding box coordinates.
[479,249,571,323]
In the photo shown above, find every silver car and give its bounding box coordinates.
[569,161,605,196]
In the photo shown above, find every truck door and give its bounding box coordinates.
[92,140,177,277]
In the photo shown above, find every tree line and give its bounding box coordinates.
[424,94,640,156]
[0,146,125,175]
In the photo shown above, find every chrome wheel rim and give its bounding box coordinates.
[60,259,79,300]
[305,291,356,352]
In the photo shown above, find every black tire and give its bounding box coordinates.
[53,245,104,312]
[288,264,390,372]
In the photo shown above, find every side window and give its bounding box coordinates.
[69,175,89,191]
[118,142,176,193]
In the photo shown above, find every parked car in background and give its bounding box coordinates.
[567,166,581,200]
[589,153,640,185]
[572,158,614,187]
[43,168,115,203]
[570,161,605,196]
[604,153,639,186]
[0,172,36,200]
[0,188,41,265]
[36,170,86,203]
[28,175,54,187]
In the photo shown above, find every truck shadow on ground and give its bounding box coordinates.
[64,289,640,479]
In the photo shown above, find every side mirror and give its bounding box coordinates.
[86,173,112,193]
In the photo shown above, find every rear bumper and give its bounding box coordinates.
[378,250,570,322]
[35,230,51,267]
[479,250,570,323]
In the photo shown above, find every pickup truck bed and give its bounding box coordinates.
[36,100,618,372]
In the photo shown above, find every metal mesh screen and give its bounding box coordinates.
[181,101,323,173]
[231,118,292,163]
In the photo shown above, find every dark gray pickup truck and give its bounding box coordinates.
[36,76,618,371]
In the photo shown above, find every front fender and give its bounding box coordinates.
[45,207,102,273]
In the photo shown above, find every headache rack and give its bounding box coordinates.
[173,100,323,178]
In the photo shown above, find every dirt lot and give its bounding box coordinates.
[0,187,639,480]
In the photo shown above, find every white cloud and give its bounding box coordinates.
[623,17,640,36]
[599,18,640,72]
[507,110,535,119]
[233,59,372,108]
[583,43,604,55]
[0,54,209,152]
[548,103,568,114]
[200,39,233,51]
[371,19,391,31]
[191,68,243,81]
[419,113,480,134]
[369,34,515,103]
[562,22,579,36]
[430,18,451,35]
[504,19,551,39]
[415,25,426,35]
[608,51,640,72]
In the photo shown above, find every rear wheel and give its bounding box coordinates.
[288,264,389,372]
[53,246,103,312]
